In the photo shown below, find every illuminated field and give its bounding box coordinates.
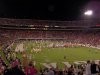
[1,40,100,68]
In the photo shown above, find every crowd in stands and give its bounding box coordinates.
[0,29,100,47]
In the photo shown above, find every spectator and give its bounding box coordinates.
[24,62,37,75]
[85,60,91,75]
[91,61,98,75]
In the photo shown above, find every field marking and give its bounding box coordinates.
[74,61,86,65]
[50,63,57,68]
[62,62,71,68]
[40,63,56,68]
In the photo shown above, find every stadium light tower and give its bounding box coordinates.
[84,10,93,16]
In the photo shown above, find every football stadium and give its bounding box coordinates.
[0,18,100,75]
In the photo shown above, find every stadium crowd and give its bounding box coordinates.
[0,29,100,47]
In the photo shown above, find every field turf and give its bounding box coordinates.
[1,42,100,69]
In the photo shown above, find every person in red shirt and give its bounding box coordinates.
[25,62,37,75]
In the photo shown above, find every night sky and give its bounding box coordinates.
[0,0,100,20]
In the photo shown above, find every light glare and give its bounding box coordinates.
[84,10,93,16]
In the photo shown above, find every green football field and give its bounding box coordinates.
[23,47,100,62]
[26,47,100,67]
[1,41,100,69]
